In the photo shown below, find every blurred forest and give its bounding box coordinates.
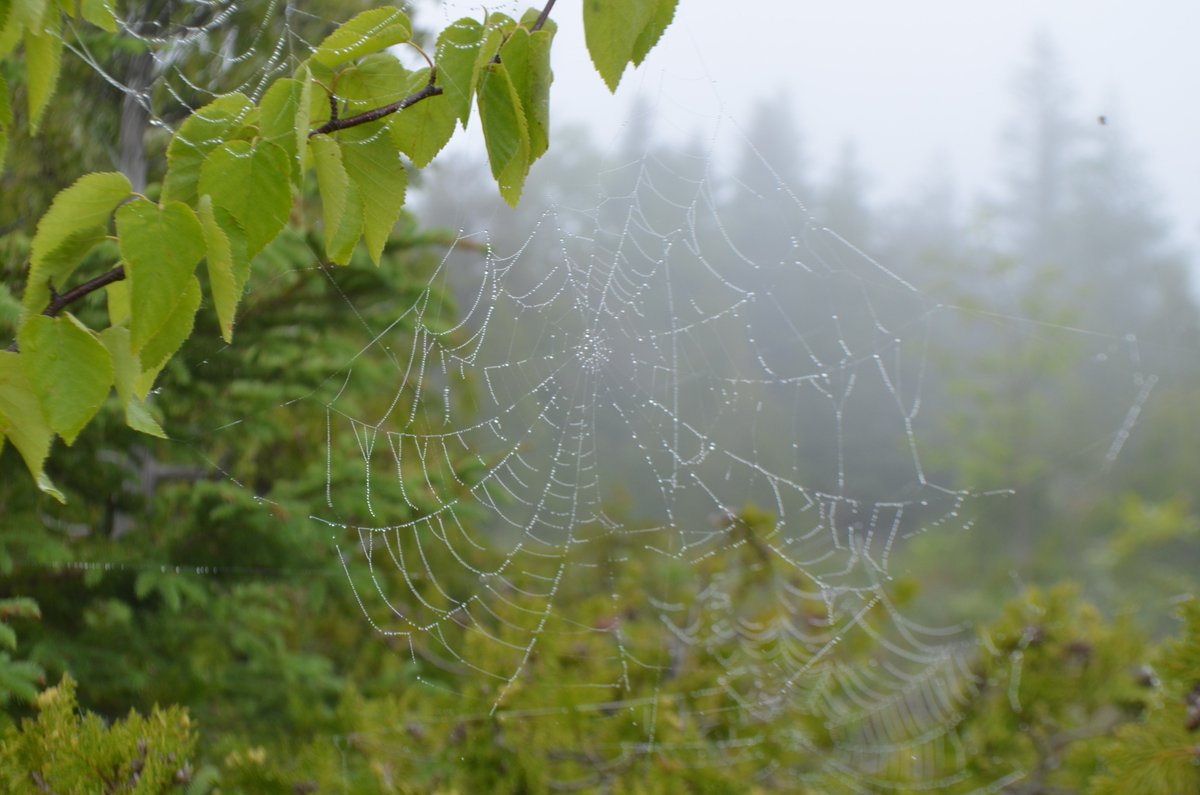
[1,4,1198,794]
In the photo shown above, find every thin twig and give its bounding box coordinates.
[530,0,557,33]
[6,266,127,352]
[309,78,441,137]
[316,0,556,135]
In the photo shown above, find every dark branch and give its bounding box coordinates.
[45,265,126,318]
[530,0,557,33]
[5,265,126,352]
[491,0,555,64]
[312,0,556,137]
[310,78,441,137]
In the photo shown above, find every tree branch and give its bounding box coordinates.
[530,0,557,33]
[311,0,556,137]
[6,0,562,351]
[310,77,442,138]
[5,265,126,352]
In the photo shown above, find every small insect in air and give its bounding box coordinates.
[1097,115,1108,126]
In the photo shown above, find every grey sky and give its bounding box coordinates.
[523,1,1200,258]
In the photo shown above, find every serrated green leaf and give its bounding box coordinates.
[338,125,405,264]
[336,52,409,115]
[17,313,113,445]
[162,93,256,205]
[99,324,166,438]
[388,68,457,169]
[199,140,291,258]
[137,275,199,382]
[0,34,14,64]
[80,0,115,31]
[0,351,63,501]
[259,77,303,184]
[117,198,205,354]
[296,66,314,173]
[583,0,652,92]
[24,20,62,134]
[100,324,135,400]
[311,134,363,264]
[500,25,554,163]
[197,195,239,342]
[0,0,30,57]
[472,14,516,92]
[25,171,131,311]
[311,7,411,69]
[478,62,530,207]
[106,278,128,326]
[435,17,484,127]
[123,395,165,437]
[13,0,45,28]
[632,0,677,65]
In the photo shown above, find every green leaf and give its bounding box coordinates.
[80,0,115,31]
[17,313,113,445]
[296,66,314,174]
[0,351,63,501]
[199,140,291,258]
[435,16,484,127]
[0,0,31,57]
[472,14,516,90]
[477,62,530,207]
[116,198,205,354]
[310,7,411,69]
[500,24,554,163]
[197,195,244,343]
[388,68,457,168]
[311,134,363,264]
[258,77,303,183]
[0,31,15,63]
[137,275,200,374]
[11,0,47,29]
[632,0,677,65]
[25,171,131,311]
[122,395,166,437]
[162,93,256,205]
[336,52,409,115]
[583,0,652,92]
[99,325,166,438]
[106,278,129,326]
[23,17,62,133]
[338,125,405,264]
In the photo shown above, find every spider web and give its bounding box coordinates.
[41,0,1157,790]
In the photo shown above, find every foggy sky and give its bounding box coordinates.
[462,1,1200,262]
